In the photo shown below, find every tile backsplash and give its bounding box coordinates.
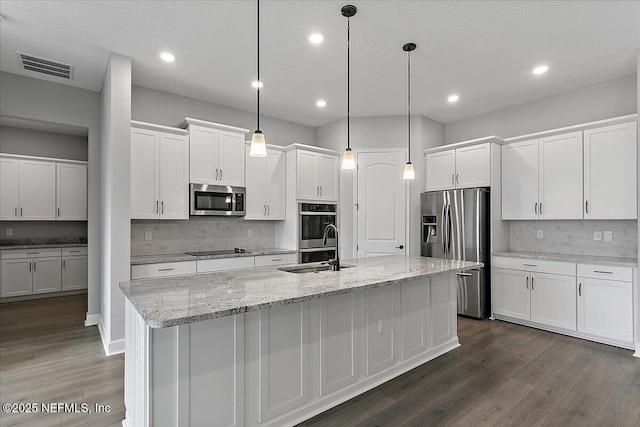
[131,218,276,256]
[509,220,637,258]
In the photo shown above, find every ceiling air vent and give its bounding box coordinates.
[17,52,73,80]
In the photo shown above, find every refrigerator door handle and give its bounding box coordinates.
[456,272,473,277]
[447,203,452,255]
[441,202,447,255]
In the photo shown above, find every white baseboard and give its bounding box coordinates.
[85,313,100,326]
[634,343,640,358]
[98,318,125,356]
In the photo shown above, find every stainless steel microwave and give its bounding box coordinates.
[190,184,245,216]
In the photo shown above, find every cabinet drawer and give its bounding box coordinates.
[2,248,62,259]
[197,257,255,274]
[62,247,88,256]
[492,256,575,276]
[577,264,632,282]
[254,253,297,268]
[131,261,196,280]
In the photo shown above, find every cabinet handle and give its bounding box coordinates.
[26,252,39,255]
[317,186,319,196]
[220,169,223,181]
[21,207,23,217]
[58,208,60,217]
[161,201,164,214]
[29,262,32,272]
[535,202,538,215]
[593,270,613,274]
[320,186,323,196]
[15,207,17,217]
[272,258,282,262]
[63,260,66,269]
[452,174,455,185]
[539,203,543,215]
[33,261,36,271]
[522,263,538,267]
[69,250,81,253]
[216,168,219,180]
[585,200,589,214]
[156,201,159,214]
[578,282,582,297]
[456,174,459,185]
[456,272,473,277]
[263,205,267,215]
[267,205,270,215]
[531,277,534,290]
[158,268,174,271]
[526,276,529,289]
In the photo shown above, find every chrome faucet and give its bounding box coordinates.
[322,224,340,271]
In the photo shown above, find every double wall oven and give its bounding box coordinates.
[299,203,337,263]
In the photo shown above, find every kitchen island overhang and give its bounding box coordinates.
[121,255,482,427]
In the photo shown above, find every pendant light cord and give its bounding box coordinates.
[407,50,411,163]
[257,0,260,132]
[347,17,351,150]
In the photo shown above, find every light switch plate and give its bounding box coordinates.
[603,231,613,242]
[6,228,13,236]
[536,230,544,239]
[144,230,152,241]
[594,231,602,241]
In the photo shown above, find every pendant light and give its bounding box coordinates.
[341,5,357,170]
[250,0,267,157]
[402,42,416,180]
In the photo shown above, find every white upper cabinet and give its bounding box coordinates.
[296,149,339,201]
[0,157,19,220]
[57,163,87,220]
[502,140,539,220]
[245,146,286,220]
[425,142,491,191]
[19,159,56,220]
[538,132,583,219]
[584,122,637,219]
[184,119,248,187]
[131,122,189,220]
[0,156,87,222]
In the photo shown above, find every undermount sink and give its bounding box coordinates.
[279,264,354,274]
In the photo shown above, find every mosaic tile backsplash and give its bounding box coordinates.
[131,218,276,256]
[509,220,637,258]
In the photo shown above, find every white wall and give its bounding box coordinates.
[316,115,444,258]
[445,74,637,143]
[0,71,101,324]
[0,125,88,160]
[132,85,316,146]
[99,54,131,355]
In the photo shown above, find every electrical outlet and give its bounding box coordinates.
[378,318,386,334]
[144,230,152,241]
[248,229,253,238]
[6,228,13,236]
[593,231,602,241]
[536,229,544,239]
[603,231,613,242]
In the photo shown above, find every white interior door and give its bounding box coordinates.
[357,151,406,258]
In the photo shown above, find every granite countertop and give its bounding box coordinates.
[130,248,297,265]
[0,242,88,250]
[493,251,638,267]
[121,255,483,328]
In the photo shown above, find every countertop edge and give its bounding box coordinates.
[121,261,482,328]
[492,251,638,267]
[130,248,297,265]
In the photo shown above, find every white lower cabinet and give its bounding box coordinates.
[577,277,633,343]
[492,257,634,348]
[62,256,88,290]
[32,257,62,294]
[1,259,33,297]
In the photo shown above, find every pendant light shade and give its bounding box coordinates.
[250,0,267,157]
[341,5,357,170]
[402,42,416,180]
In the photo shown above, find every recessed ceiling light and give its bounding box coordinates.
[309,33,324,44]
[252,80,263,88]
[533,65,549,75]
[160,52,175,63]
[447,94,459,103]
[316,99,327,108]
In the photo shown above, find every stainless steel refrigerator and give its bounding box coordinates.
[420,188,490,318]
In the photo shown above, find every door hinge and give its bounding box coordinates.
[356,245,359,251]
[355,203,359,210]
[356,164,359,170]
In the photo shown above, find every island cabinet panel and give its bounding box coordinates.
[365,286,400,375]
[258,302,309,422]
[320,293,364,395]
[431,274,457,347]
[401,278,432,360]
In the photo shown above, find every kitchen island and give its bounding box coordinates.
[120,255,482,427]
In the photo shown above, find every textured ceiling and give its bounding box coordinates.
[0,1,639,127]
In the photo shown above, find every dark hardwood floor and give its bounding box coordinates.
[0,295,124,427]
[1,295,639,427]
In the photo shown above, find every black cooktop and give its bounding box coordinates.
[185,248,251,256]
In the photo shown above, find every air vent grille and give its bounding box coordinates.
[17,53,73,80]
